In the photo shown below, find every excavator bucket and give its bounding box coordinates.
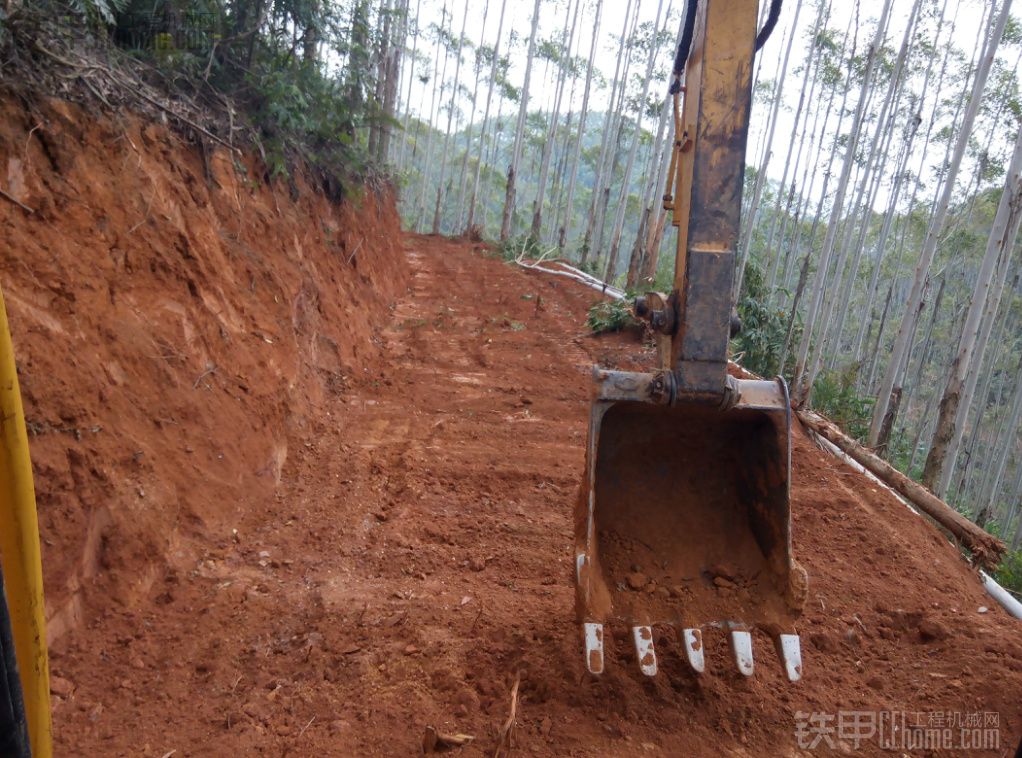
[574,370,807,679]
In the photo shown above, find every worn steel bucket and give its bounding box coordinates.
[573,369,807,679]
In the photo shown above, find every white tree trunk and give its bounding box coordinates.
[603,0,668,283]
[529,0,581,240]
[465,0,508,233]
[922,123,1022,495]
[500,0,542,241]
[431,0,470,234]
[867,0,1013,446]
[792,0,894,403]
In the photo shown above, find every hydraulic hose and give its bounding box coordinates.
[0,564,29,758]
[669,0,783,94]
[756,0,783,50]
[669,0,698,94]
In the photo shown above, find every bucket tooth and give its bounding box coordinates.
[631,626,657,677]
[777,634,802,682]
[583,622,604,675]
[682,628,705,673]
[729,626,754,677]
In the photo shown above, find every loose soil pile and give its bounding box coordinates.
[2,99,1020,756]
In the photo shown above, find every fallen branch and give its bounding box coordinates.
[0,187,34,214]
[515,259,626,300]
[347,237,365,264]
[492,672,521,758]
[797,409,1005,567]
[129,87,240,153]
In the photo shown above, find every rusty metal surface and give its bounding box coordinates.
[654,0,759,398]
[574,379,807,678]
[574,0,805,680]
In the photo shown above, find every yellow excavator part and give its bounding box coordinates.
[0,283,53,758]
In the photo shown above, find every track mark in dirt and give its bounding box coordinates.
[52,234,1021,757]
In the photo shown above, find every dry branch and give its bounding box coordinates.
[0,187,34,214]
[797,409,1005,567]
[493,672,521,758]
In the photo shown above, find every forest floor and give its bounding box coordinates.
[48,233,1022,756]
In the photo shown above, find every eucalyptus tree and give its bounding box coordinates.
[868,0,1013,447]
[604,0,669,283]
[414,2,452,230]
[852,0,961,374]
[530,0,582,241]
[922,122,1022,496]
[451,0,491,228]
[431,0,470,234]
[791,0,895,403]
[591,3,644,266]
[762,0,830,296]
[500,0,543,241]
[734,0,804,301]
[465,0,508,233]
[557,0,603,252]
[628,91,673,288]
[975,348,1022,527]
[580,0,636,265]
[395,0,422,172]
[816,0,921,378]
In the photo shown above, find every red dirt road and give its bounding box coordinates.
[51,234,1021,756]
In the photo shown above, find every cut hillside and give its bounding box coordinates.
[0,94,407,642]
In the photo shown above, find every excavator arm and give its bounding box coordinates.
[573,0,807,680]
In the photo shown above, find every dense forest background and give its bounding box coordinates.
[389,0,1022,566]
[3,0,1022,579]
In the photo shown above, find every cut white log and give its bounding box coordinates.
[797,410,1005,567]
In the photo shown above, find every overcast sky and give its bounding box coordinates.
[399,0,1021,200]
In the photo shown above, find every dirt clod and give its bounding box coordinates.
[918,617,950,642]
[626,572,648,590]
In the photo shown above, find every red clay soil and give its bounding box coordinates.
[2,100,1021,756]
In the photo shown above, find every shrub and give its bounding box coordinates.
[586,299,636,335]
[812,369,875,442]
[731,260,793,378]
[994,548,1022,598]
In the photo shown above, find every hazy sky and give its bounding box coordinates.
[399,0,1021,198]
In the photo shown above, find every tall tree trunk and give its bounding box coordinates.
[630,95,674,288]
[529,0,582,241]
[604,0,668,284]
[396,0,422,172]
[368,0,393,161]
[975,350,1022,528]
[452,1,490,228]
[733,0,804,300]
[414,1,451,231]
[922,123,1022,495]
[432,0,470,234]
[500,0,542,242]
[558,0,603,254]
[815,0,919,377]
[867,0,1012,447]
[465,0,508,233]
[580,0,636,265]
[763,0,830,296]
[792,0,894,403]
[378,0,407,164]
